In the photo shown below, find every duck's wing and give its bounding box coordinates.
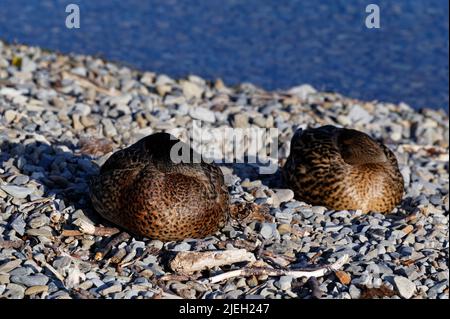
[290,126,340,165]
[99,143,147,174]
[335,128,387,165]
[165,162,228,202]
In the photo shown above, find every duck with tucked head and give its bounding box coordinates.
[89,132,268,241]
[282,125,404,213]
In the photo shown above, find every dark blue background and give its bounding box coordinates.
[0,0,448,110]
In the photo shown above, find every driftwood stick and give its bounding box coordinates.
[74,219,120,237]
[205,254,349,284]
[61,71,119,96]
[170,249,256,275]
[400,144,448,153]
[94,232,131,261]
[61,230,84,237]
[159,274,197,282]
[34,257,66,284]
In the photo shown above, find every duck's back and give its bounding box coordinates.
[283,125,403,213]
[89,133,230,241]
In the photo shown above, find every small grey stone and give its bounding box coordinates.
[4,283,25,299]
[324,224,343,232]
[142,255,158,265]
[348,104,373,124]
[10,215,26,236]
[393,276,416,299]
[300,208,314,219]
[436,271,449,282]
[349,285,361,299]
[26,228,53,238]
[275,211,292,223]
[373,278,383,288]
[172,242,191,252]
[189,107,215,123]
[28,215,50,229]
[276,276,293,291]
[260,223,275,239]
[0,259,22,273]
[331,210,350,218]
[10,274,49,287]
[273,189,294,203]
[427,281,447,296]
[91,278,105,288]
[288,84,316,100]
[9,267,32,276]
[12,175,30,185]
[101,118,117,137]
[0,185,33,198]
[52,256,72,271]
[232,113,249,128]
[311,206,327,215]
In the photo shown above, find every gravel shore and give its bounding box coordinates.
[0,41,448,299]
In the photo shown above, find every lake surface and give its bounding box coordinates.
[0,0,448,111]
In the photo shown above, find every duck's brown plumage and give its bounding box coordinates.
[282,125,404,213]
[89,132,230,241]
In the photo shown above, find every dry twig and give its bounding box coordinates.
[203,254,349,284]
[74,218,120,237]
[170,249,256,275]
[94,232,131,261]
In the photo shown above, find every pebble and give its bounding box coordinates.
[189,107,215,123]
[172,242,191,252]
[181,80,203,99]
[276,276,293,291]
[102,118,118,137]
[10,215,26,236]
[100,283,123,296]
[10,274,49,287]
[4,283,25,299]
[427,281,447,297]
[260,223,276,239]
[232,114,249,128]
[393,276,416,299]
[29,215,50,229]
[300,209,314,219]
[0,185,33,198]
[25,285,49,295]
[277,223,292,235]
[0,259,22,273]
[4,109,18,123]
[349,285,361,299]
[288,84,316,100]
[273,189,295,203]
[348,104,373,124]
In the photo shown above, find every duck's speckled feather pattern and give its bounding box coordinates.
[89,133,230,241]
[282,125,404,213]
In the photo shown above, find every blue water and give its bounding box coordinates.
[0,0,448,111]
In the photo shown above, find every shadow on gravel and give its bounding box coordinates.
[0,139,102,223]
[220,160,285,189]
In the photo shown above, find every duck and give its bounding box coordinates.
[88,132,231,241]
[282,125,404,213]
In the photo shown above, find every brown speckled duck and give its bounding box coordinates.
[88,132,231,241]
[282,125,404,213]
